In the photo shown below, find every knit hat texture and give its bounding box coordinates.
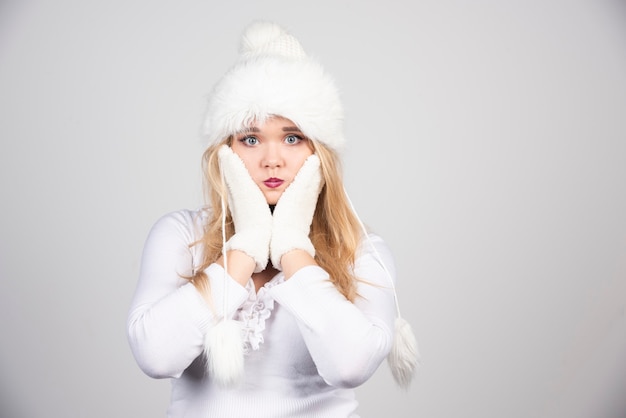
[202,21,345,151]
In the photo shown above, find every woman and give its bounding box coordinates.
[127,21,418,418]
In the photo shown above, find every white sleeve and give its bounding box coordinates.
[268,234,397,388]
[126,210,249,379]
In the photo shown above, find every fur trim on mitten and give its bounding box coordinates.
[270,154,323,270]
[218,145,272,272]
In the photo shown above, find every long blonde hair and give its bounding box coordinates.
[191,138,363,302]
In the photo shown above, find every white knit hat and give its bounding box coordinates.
[202,21,345,151]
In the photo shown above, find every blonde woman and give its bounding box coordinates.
[127,21,418,418]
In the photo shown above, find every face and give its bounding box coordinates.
[230,116,314,205]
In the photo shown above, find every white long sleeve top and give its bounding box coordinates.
[127,209,398,418]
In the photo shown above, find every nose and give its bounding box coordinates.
[262,144,284,168]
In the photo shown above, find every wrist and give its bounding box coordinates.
[218,251,256,287]
[225,229,271,273]
[270,229,315,271]
[280,249,317,279]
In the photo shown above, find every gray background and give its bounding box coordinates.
[1,0,625,417]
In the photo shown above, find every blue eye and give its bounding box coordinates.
[240,136,259,146]
[285,134,303,144]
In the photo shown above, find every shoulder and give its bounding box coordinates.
[354,232,397,281]
[147,207,211,243]
[357,232,393,260]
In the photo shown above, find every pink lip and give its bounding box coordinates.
[263,177,284,188]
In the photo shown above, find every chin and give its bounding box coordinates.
[264,193,282,206]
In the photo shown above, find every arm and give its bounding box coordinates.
[269,234,397,388]
[126,210,249,379]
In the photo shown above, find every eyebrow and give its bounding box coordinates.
[240,126,302,133]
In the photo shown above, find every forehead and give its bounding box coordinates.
[243,116,301,132]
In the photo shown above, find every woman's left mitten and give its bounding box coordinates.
[270,154,323,270]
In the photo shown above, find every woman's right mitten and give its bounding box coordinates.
[218,145,272,272]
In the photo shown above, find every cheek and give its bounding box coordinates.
[294,148,314,169]
[231,147,257,171]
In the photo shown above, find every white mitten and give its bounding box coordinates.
[270,154,323,270]
[218,145,272,272]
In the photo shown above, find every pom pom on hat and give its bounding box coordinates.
[202,21,345,151]
[240,21,307,59]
